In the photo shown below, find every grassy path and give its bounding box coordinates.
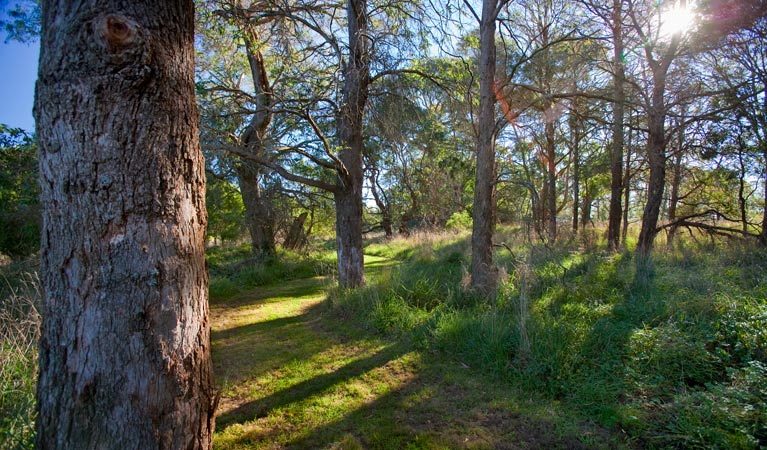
[210,256,629,450]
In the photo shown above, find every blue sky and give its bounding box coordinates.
[0,36,38,131]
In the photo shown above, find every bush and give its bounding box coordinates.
[445,211,472,230]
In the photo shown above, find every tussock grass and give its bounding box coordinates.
[1,270,40,450]
[328,230,767,449]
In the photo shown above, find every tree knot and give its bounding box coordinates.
[98,14,140,51]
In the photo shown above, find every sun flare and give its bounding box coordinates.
[659,2,697,39]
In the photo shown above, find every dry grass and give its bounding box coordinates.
[0,271,41,449]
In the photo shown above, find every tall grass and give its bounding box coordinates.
[1,270,40,450]
[329,230,767,449]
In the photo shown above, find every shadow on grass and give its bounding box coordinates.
[212,312,330,385]
[211,276,328,308]
[223,355,602,450]
[216,342,411,429]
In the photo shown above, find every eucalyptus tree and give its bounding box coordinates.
[34,0,216,448]
[625,0,696,256]
[204,0,430,287]
[579,0,628,250]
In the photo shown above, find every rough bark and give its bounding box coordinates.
[335,0,369,288]
[607,0,624,251]
[34,2,215,449]
[470,0,500,296]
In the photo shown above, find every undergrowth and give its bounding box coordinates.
[0,266,40,450]
[328,231,767,449]
[207,244,337,299]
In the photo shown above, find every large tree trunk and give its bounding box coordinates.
[34,2,216,449]
[470,0,499,296]
[335,0,369,288]
[607,0,625,252]
[236,161,275,258]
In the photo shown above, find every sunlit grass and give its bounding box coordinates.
[210,240,627,449]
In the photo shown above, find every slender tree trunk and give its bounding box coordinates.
[545,120,557,242]
[581,190,592,230]
[637,75,669,256]
[368,168,393,238]
[571,106,580,234]
[607,0,625,251]
[236,162,275,258]
[470,0,499,295]
[761,144,767,245]
[34,2,215,449]
[667,149,683,247]
[736,145,748,234]
[622,125,633,246]
[335,0,369,288]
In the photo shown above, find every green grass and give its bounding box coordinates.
[327,232,767,449]
[208,246,337,300]
[211,237,628,449]
[0,267,39,450]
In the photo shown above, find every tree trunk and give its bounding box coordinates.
[368,168,393,238]
[545,119,557,242]
[571,106,580,234]
[736,145,748,234]
[761,144,767,245]
[470,0,499,296]
[637,78,668,256]
[284,212,308,250]
[621,125,633,247]
[236,161,275,258]
[581,191,592,230]
[238,24,275,259]
[667,149,683,247]
[607,0,625,251]
[335,0,369,288]
[34,2,215,449]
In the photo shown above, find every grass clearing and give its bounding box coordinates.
[211,246,628,449]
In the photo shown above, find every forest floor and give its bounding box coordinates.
[210,254,631,450]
